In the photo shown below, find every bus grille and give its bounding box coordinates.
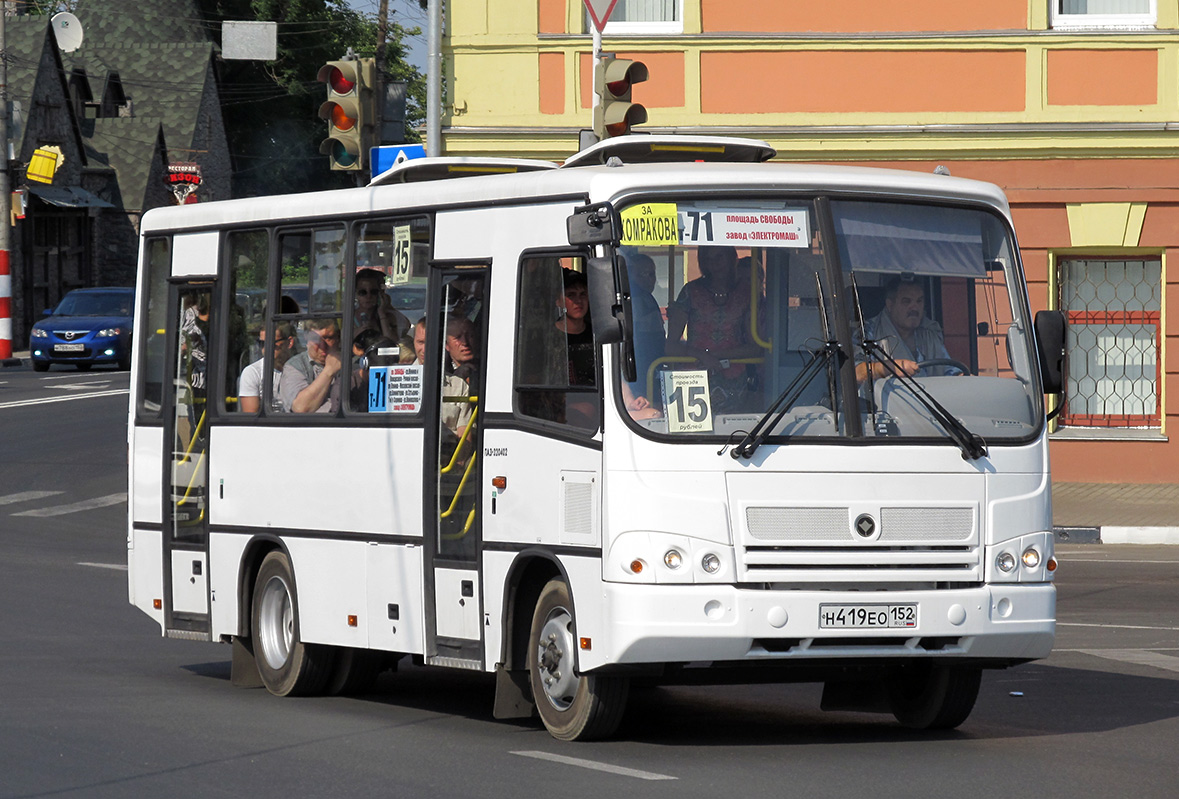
[739,505,979,584]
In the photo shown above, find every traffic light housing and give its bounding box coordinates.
[593,57,648,140]
[317,58,375,171]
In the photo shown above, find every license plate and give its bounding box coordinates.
[819,603,917,629]
[54,343,84,352]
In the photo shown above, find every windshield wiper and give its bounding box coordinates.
[857,336,987,461]
[730,341,842,460]
[849,274,986,461]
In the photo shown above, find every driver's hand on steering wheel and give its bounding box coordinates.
[885,359,919,378]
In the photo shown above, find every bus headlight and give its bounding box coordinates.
[1022,547,1041,569]
[701,553,722,574]
[996,552,1017,573]
[663,549,683,570]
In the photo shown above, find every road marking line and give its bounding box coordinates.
[13,493,127,517]
[511,750,677,781]
[0,491,64,506]
[1074,649,1179,673]
[78,562,128,571]
[1059,622,1179,632]
[39,374,124,382]
[61,383,112,391]
[0,389,129,409]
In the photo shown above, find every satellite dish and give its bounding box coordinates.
[52,12,84,53]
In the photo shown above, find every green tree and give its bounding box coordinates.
[198,0,425,196]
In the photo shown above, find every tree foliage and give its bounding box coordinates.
[197,0,426,197]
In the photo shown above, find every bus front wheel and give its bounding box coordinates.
[527,579,628,741]
[251,550,333,697]
[887,663,981,730]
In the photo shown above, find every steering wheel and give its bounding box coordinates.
[915,358,971,376]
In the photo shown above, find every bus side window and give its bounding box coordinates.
[226,230,269,413]
[513,255,600,431]
[137,237,171,419]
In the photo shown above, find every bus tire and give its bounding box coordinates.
[324,647,387,696]
[887,663,981,730]
[251,550,333,697]
[528,578,628,741]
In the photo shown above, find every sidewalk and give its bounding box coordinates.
[1053,482,1179,545]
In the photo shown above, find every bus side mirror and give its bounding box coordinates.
[567,202,620,246]
[587,254,637,382]
[1034,310,1066,395]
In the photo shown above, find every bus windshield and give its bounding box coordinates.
[617,196,1039,444]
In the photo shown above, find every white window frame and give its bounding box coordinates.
[1050,0,1157,30]
[592,0,683,36]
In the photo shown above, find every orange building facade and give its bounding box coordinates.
[444,1,1179,484]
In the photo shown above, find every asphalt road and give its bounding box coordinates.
[2,364,1178,798]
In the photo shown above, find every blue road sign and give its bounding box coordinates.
[371,144,427,180]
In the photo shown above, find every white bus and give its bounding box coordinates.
[127,136,1065,741]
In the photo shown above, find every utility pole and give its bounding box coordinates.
[375,0,388,147]
[0,4,14,364]
[426,0,441,156]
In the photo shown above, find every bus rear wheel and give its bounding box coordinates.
[527,579,628,741]
[887,663,981,730]
[251,550,333,697]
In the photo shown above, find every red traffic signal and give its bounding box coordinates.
[593,57,648,140]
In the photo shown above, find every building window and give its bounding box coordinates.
[1051,0,1157,29]
[590,0,682,34]
[1059,258,1161,427]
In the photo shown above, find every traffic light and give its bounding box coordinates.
[317,58,375,171]
[593,57,648,140]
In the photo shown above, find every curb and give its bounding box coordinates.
[1,357,22,368]
[1054,526,1179,545]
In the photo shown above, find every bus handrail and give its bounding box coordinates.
[440,401,478,475]
[440,448,477,519]
[180,407,206,463]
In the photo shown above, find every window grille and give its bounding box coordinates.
[1059,258,1161,427]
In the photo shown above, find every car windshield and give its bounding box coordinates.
[54,292,132,317]
[616,196,1039,445]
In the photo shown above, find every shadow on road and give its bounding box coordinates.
[177,657,1179,744]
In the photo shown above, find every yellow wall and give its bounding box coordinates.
[443,1,1179,162]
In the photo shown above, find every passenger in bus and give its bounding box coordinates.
[354,268,409,342]
[281,318,342,413]
[411,315,427,364]
[855,275,960,382]
[556,270,594,385]
[624,252,665,387]
[349,330,399,411]
[238,322,297,413]
[555,269,622,427]
[665,245,761,411]
[446,316,479,382]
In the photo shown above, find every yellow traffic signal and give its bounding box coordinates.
[317,59,375,171]
[593,57,648,140]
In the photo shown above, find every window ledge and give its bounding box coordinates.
[1050,426,1167,441]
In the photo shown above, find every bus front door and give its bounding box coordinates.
[161,281,214,637]
[424,269,488,667]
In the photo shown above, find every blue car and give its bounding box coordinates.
[29,287,135,372]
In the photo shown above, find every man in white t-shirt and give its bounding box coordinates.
[239,322,296,413]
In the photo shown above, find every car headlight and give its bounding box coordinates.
[97,327,121,337]
[30,328,48,339]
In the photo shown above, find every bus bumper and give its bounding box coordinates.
[594,582,1054,669]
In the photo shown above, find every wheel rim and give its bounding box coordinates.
[536,606,578,711]
[258,575,294,670]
